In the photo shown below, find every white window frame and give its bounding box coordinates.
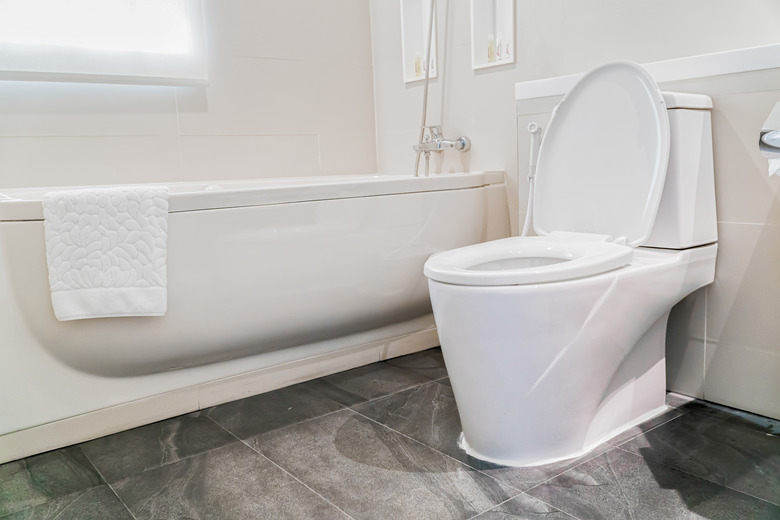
[0,0,207,86]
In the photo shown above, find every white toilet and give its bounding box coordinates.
[424,61,718,467]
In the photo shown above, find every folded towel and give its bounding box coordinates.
[42,186,169,321]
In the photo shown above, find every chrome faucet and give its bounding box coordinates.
[413,126,471,154]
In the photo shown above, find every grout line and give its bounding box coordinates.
[466,491,583,520]
[348,406,524,496]
[521,445,621,494]
[607,410,688,448]
[237,432,357,520]
[78,449,138,520]
[197,414,357,519]
[343,378,442,410]
[611,444,780,508]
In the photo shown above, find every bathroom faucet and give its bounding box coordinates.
[413,126,471,154]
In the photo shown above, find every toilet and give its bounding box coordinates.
[423,61,718,467]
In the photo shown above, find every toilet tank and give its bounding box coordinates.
[643,92,717,249]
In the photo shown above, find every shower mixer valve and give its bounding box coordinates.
[413,126,471,153]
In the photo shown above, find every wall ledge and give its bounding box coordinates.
[515,43,780,100]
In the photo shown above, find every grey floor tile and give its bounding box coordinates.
[620,410,780,505]
[471,493,576,519]
[0,447,103,517]
[528,448,780,520]
[676,399,780,436]
[206,381,345,439]
[353,380,462,457]
[385,348,449,381]
[247,409,516,520]
[666,392,697,409]
[112,442,349,520]
[79,411,236,482]
[354,381,610,491]
[605,407,685,447]
[1,485,132,520]
[314,361,435,406]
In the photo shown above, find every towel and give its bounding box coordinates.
[42,186,169,321]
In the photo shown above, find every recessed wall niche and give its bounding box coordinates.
[400,0,438,83]
[471,0,515,70]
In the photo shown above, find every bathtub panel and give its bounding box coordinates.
[0,173,508,452]
[1,185,507,378]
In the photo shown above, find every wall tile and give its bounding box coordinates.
[0,136,183,189]
[0,81,178,137]
[666,289,707,398]
[710,90,780,226]
[318,133,378,175]
[705,222,780,418]
[178,135,321,180]
[177,58,374,137]
[206,0,372,65]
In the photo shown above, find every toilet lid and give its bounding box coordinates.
[533,61,670,247]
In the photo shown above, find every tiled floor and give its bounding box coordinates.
[2,348,779,519]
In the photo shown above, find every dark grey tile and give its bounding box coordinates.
[620,410,780,505]
[1,485,132,520]
[79,411,236,482]
[474,446,614,494]
[354,381,609,491]
[605,407,685,447]
[528,448,780,520]
[472,493,575,519]
[666,392,697,409]
[314,360,434,406]
[247,409,516,519]
[385,348,449,381]
[353,380,462,457]
[0,447,103,517]
[112,442,349,520]
[206,381,345,439]
[676,399,780,436]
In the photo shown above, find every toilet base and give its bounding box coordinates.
[457,403,669,467]
[430,245,717,468]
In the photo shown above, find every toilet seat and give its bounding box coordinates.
[424,232,632,286]
[425,61,670,289]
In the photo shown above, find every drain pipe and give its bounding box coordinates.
[521,122,543,236]
[413,0,436,177]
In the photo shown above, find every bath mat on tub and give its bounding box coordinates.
[42,186,169,321]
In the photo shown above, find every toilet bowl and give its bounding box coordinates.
[424,61,718,467]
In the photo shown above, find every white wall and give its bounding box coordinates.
[370,0,780,419]
[0,0,377,190]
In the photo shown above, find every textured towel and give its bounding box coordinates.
[42,186,169,321]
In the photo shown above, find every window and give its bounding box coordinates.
[0,0,207,86]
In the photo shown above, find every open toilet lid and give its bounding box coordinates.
[532,61,670,247]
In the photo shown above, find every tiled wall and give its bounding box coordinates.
[0,0,377,189]
[370,0,780,419]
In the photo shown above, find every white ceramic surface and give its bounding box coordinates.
[533,61,670,247]
[424,63,719,466]
[429,244,717,466]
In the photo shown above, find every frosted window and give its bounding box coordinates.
[0,0,207,85]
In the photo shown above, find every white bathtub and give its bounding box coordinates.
[0,171,508,462]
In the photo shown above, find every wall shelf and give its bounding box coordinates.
[471,0,514,70]
[400,0,438,84]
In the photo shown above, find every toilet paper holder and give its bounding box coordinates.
[759,101,780,159]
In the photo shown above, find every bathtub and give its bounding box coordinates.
[0,171,508,462]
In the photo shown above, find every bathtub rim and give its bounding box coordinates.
[0,170,506,221]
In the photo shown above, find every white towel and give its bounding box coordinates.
[42,186,169,321]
